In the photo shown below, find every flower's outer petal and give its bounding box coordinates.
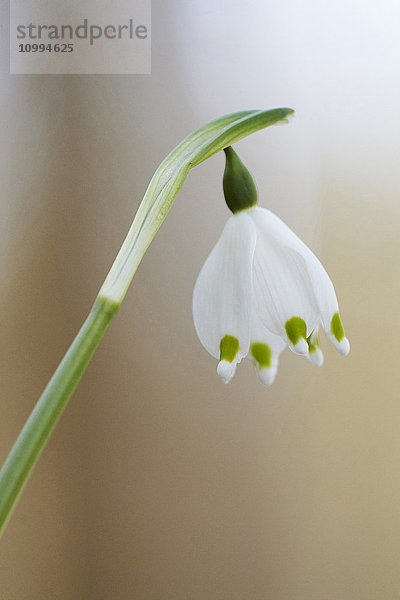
[250,207,318,353]
[250,207,349,356]
[248,308,285,385]
[192,212,257,382]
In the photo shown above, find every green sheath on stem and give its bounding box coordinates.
[0,107,294,537]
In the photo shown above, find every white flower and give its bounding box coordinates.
[192,205,349,385]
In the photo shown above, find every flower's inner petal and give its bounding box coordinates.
[192,212,257,361]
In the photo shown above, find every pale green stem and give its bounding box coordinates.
[0,107,294,537]
[0,297,118,536]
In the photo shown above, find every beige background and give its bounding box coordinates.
[1,0,400,598]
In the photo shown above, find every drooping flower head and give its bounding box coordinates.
[192,146,349,385]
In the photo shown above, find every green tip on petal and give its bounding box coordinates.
[331,312,345,342]
[285,316,307,345]
[285,317,308,354]
[223,146,258,214]
[250,342,272,368]
[219,334,240,363]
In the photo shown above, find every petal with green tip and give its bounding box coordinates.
[250,207,320,341]
[328,312,350,355]
[192,211,256,367]
[247,308,285,385]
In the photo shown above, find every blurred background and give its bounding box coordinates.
[1,0,400,598]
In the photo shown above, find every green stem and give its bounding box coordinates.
[0,108,293,537]
[0,296,119,536]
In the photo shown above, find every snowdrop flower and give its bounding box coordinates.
[193,147,349,385]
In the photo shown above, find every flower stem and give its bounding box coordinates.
[0,107,294,537]
[0,296,119,536]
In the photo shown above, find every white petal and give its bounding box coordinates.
[247,308,285,386]
[249,207,319,348]
[306,328,324,366]
[332,335,350,356]
[192,212,257,368]
[217,360,237,384]
[249,207,348,354]
[308,348,324,366]
[258,367,278,386]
